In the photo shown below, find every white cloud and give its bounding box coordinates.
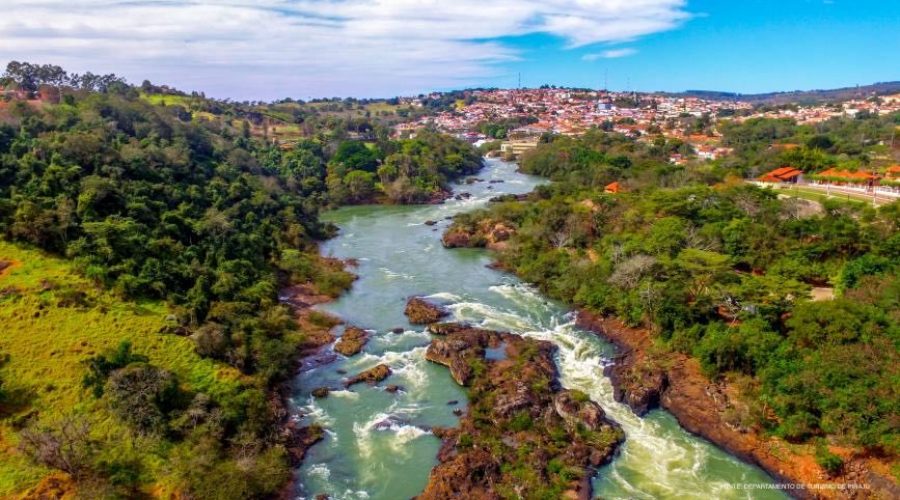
[582,48,639,60]
[0,0,689,99]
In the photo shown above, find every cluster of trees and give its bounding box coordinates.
[450,130,899,457]
[2,61,126,94]
[477,116,539,140]
[260,128,482,206]
[0,74,354,496]
[718,113,900,177]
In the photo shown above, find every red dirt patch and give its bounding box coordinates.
[0,259,22,279]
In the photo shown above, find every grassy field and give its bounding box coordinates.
[138,92,194,110]
[778,186,868,206]
[0,240,242,496]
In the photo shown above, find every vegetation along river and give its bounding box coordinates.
[293,158,787,499]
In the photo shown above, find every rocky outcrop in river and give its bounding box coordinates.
[419,323,623,499]
[345,363,392,387]
[333,325,368,356]
[442,219,514,251]
[404,297,449,324]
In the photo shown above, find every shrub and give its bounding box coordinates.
[105,363,182,434]
[82,341,148,397]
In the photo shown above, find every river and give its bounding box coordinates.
[293,158,787,499]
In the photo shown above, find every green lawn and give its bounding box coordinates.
[778,186,869,206]
[0,240,242,496]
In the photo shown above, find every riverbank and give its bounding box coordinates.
[576,310,899,499]
[277,279,352,493]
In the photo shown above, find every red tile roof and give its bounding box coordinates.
[759,166,803,182]
[816,168,877,180]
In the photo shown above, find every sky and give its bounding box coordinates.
[0,0,898,100]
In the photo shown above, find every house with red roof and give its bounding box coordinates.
[758,166,803,184]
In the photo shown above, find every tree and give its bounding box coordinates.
[105,363,181,434]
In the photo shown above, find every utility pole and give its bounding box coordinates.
[518,72,521,90]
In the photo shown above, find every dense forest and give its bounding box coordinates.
[0,63,481,497]
[446,123,899,468]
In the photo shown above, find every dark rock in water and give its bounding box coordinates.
[311,387,330,398]
[444,216,453,220]
[460,192,472,198]
[336,369,347,375]
[488,179,505,184]
[301,352,338,372]
[447,400,458,405]
[452,409,463,416]
[385,384,402,393]
[404,297,449,324]
[391,327,405,334]
[333,326,368,357]
[345,364,392,387]
[424,220,438,226]
[428,322,470,335]
[604,357,667,417]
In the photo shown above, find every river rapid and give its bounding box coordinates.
[293,158,786,500]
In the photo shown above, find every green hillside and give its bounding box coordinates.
[0,240,243,497]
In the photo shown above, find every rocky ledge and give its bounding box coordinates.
[442,219,514,251]
[345,363,392,387]
[404,297,449,324]
[333,325,368,356]
[577,310,900,500]
[418,323,623,499]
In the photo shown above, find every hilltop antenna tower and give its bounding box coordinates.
[518,72,522,90]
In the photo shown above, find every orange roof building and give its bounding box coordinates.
[814,168,878,184]
[759,166,803,183]
[604,181,620,194]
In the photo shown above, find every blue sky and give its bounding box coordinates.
[503,0,900,94]
[1,0,897,99]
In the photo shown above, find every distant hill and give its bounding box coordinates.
[666,81,900,105]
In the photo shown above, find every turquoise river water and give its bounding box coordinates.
[292,158,787,499]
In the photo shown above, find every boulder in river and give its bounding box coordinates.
[311,387,330,398]
[333,326,368,356]
[424,220,438,226]
[345,364,392,387]
[404,297,448,324]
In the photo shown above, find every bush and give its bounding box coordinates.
[815,443,844,475]
[82,341,148,397]
[105,363,182,434]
